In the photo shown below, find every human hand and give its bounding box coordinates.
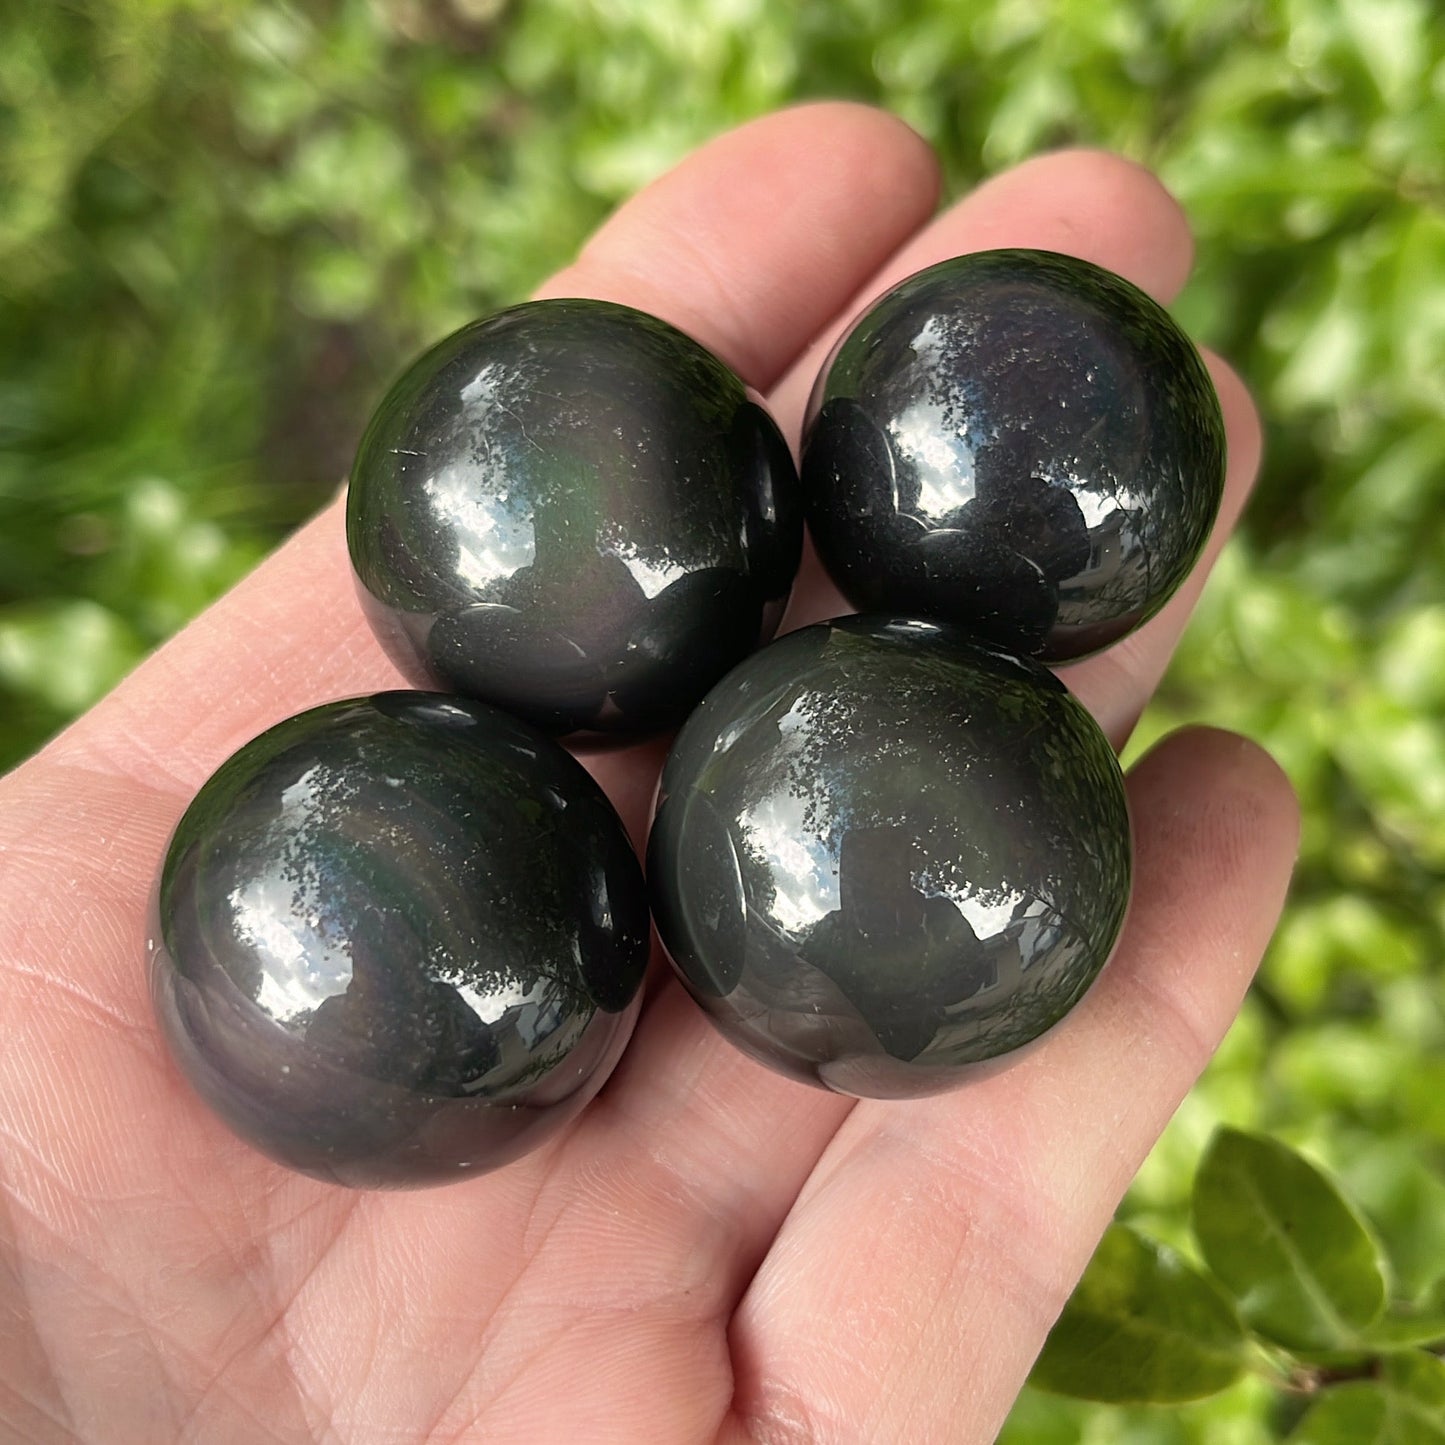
[0,104,1298,1443]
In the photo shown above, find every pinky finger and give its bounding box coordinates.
[720,726,1299,1445]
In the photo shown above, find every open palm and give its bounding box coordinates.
[0,106,1298,1444]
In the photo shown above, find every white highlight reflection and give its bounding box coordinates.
[740,789,838,935]
[226,764,356,1025]
[230,872,353,1023]
[604,538,688,600]
[888,398,977,519]
[420,361,537,589]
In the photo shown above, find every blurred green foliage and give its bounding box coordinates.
[3,0,1444,1435]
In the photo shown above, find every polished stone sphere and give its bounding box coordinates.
[151,693,650,1187]
[347,298,801,737]
[801,249,1226,660]
[648,616,1131,1098]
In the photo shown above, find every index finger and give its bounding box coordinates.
[32,102,942,812]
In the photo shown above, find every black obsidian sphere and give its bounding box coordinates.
[347,298,802,737]
[150,693,649,1187]
[802,249,1226,660]
[648,616,1131,1098]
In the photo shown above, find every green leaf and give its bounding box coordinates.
[1358,1307,1445,1351]
[1029,1224,1248,1404]
[1338,1134,1445,1302]
[1291,1384,1403,1444]
[1385,1349,1445,1405]
[1339,0,1430,110]
[1291,1353,1445,1443]
[1192,1129,1387,1350]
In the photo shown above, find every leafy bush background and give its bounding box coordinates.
[3,0,1442,1436]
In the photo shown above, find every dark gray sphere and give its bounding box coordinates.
[347,298,801,737]
[647,616,1132,1098]
[801,250,1226,660]
[151,693,649,1187]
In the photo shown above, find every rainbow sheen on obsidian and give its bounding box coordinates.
[151,693,649,1187]
[801,249,1226,660]
[347,298,802,737]
[647,616,1131,1098]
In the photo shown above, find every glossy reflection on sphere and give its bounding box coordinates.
[347,298,802,737]
[151,693,650,1187]
[802,249,1226,661]
[648,616,1131,1098]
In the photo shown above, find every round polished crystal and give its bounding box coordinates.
[151,693,649,1187]
[347,298,802,736]
[801,249,1226,660]
[648,616,1131,1098]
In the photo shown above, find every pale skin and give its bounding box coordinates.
[0,105,1300,1443]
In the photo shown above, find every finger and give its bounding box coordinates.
[774,151,1200,637]
[36,102,940,811]
[769,146,1195,454]
[1062,350,1262,745]
[720,727,1299,1445]
[535,106,941,393]
[769,153,1261,759]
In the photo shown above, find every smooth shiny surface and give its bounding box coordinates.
[648,616,1131,1097]
[348,298,802,736]
[802,249,1226,660]
[151,693,649,1187]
